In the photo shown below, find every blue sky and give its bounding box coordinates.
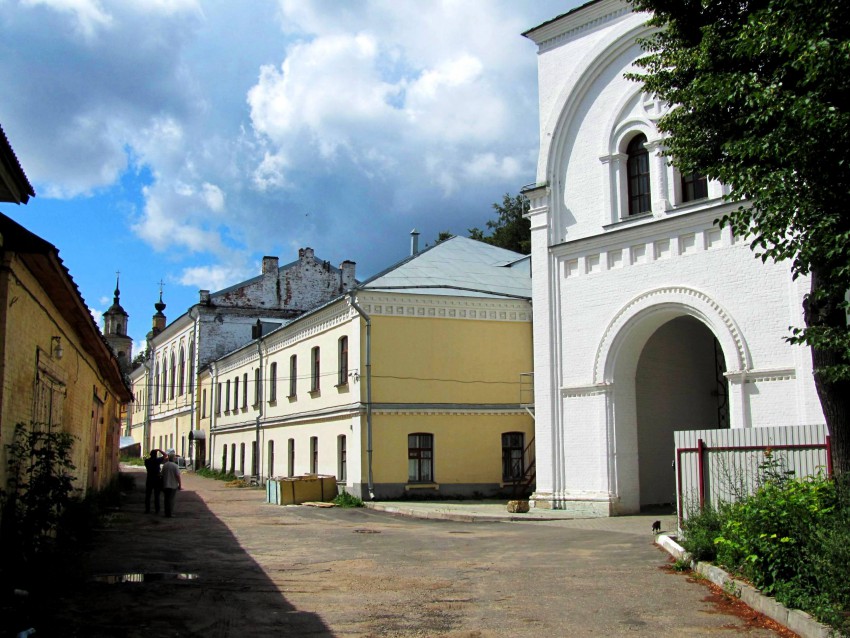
[0,0,581,352]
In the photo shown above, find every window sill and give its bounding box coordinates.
[287,394,297,401]
[603,211,652,230]
[309,389,321,397]
[335,382,349,389]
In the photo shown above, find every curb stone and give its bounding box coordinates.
[655,534,833,638]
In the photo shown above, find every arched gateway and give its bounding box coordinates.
[596,287,749,512]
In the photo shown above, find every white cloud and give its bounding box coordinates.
[201,183,225,212]
[22,0,113,39]
[2,0,574,316]
[179,263,254,293]
[90,307,104,327]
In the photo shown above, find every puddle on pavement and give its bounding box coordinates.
[93,572,199,584]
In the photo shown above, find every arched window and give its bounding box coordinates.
[338,336,349,386]
[289,355,298,397]
[169,352,176,399]
[269,361,278,402]
[153,361,160,405]
[188,343,195,394]
[311,347,321,393]
[627,134,651,215]
[178,347,185,396]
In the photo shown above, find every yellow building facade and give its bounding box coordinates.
[207,237,535,499]
[0,213,132,503]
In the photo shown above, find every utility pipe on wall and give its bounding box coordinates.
[347,292,374,499]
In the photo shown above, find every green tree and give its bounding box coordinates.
[628,0,850,474]
[468,193,531,254]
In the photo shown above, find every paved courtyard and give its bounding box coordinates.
[7,468,792,637]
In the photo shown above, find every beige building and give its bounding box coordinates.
[128,249,357,465]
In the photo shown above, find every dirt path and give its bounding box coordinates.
[4,468,790,637]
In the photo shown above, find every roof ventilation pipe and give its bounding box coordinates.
[410,229,420,256]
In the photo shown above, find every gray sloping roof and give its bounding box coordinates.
[360,236,530,300]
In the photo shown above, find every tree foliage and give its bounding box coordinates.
[468,193,531,254]
[628,0,850,473]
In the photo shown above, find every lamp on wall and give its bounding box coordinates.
[51,336,64,360]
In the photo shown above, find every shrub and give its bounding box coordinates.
[680,502,727,562]
[333,490,364,508]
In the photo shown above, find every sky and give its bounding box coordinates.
[0,0,582,352]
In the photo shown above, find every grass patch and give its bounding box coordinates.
[195,467,237,481]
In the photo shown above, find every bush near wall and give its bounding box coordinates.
[680,454,849,635]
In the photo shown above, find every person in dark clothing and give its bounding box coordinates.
[144,448,167,513]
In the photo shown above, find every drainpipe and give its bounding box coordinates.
[255,320,264,485]
[347,292,374,499]
[143,340,152,455]
[210,362,218,470]
[189,313,198,468]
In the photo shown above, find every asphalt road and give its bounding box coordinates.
[6,468,789,637]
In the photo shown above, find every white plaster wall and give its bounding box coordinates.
[527,1,825,513]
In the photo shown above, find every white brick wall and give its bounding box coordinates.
[526,1,825,515]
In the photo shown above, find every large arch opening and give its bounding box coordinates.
[635,316,729,508]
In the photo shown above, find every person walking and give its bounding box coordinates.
[161,453,182,518]
[144,448,167,514]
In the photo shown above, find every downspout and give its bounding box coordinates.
[347,292,373,499]
[189,312,198,468]
[143,340,152,455]
[210,362,218,470]
[255,321,264,485]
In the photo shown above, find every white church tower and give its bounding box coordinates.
[102,273,132,374]
[522,0,824,515]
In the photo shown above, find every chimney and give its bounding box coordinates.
[410,229,420,256]
[339,260,356,291]
[262,256,279,276]
[199,290,211,305]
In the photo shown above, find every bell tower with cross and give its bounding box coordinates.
[103,270,133,373]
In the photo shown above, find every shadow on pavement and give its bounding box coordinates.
[2,470,333,638]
